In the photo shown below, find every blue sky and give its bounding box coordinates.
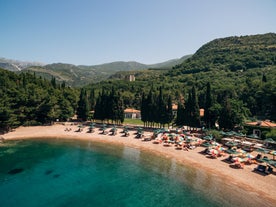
[0,0,275,65]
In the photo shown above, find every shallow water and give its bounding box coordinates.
[0,138,271,207]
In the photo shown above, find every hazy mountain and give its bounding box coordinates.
[2,33,274,87]
[0,57,45,71]
[12,56,190,86]
[78,61,148,72]
[148,55,192,69]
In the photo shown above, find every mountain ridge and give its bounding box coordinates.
[169,32,276,76]
[0,55,191,86]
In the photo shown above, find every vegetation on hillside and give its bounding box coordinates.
[1,33,275,133]
[85,33,276,129]
[18,57,190,87]
[0,69,78,133]
[170,33,276,75]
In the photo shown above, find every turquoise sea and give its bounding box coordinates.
[0,138,268,207]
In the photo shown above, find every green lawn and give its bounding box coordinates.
[123,118,144,126]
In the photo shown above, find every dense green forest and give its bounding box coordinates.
[0,33,275,134]
[85,33,276,129]
[0,69,78,133]
[171,33,276,74]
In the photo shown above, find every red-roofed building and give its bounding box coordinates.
[245,120,276,128]
[245,120,276,138]
[124,108,141,119]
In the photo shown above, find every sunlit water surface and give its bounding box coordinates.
[0,138,269,207]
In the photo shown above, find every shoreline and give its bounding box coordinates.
[2,124,276,206]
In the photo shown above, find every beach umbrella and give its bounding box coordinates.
[203,135,213,141]
[183,131,190,135]
[236,132,246,137]
[101,124,107,128]
[269,150,276,160]
[247,134,260,139]
[110,127,117,132]
[89,123,95,128]
[224,131,235,137]
[201,142,212,147]
[266,160,276,166]
[241,141,253,146]
[225,148,239,154]
[168,133,176,138]
[233,157,245,162]
[89,125,95,129]
[269,150,276,155]
[217,146,225,152]
[225,141,238,147]
[256,148,269,153]
[100,126,106,131]
[264,138,276,144]
[210,149,219,155]
[220,131,227,136]
[246,153,254,159]
[256,148,269,155]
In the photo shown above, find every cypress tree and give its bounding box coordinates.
[262,73,267,83]
[183,92,192,127]
[117,91,125,124]
[166,95,174,127]
[157,87,167,127]
[190,86,200,128]
[94,92,103,121]
[218,97,233,130]
[175,101,184,126]
[100,89,109,121]
[204,82,212,128]
[147,88,155,127]
[89,88,96,110]
[141,92,147,126]
[76,88,89,121]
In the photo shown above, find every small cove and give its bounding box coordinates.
[0,138,271,207]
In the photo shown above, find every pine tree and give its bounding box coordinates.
[51,76,56,88]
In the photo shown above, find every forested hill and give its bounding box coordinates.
[0,68,78,133]
[170,33,276,75]
[85,33,276,125]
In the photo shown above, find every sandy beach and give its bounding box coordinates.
[2,124,276,205]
